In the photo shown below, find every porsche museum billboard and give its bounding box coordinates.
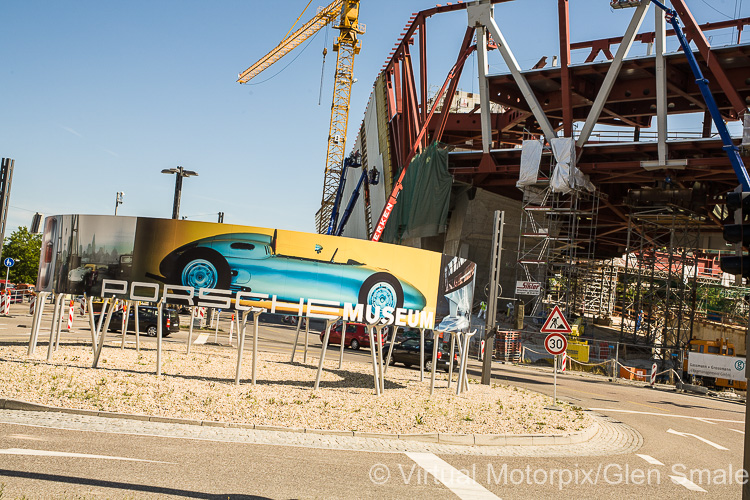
[36,216,476,331]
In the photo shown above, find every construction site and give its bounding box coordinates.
[239,0,750,386]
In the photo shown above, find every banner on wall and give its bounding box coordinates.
[36,216,476,332]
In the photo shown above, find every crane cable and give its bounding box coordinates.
[319,24,329,105]
[283,0,314,41]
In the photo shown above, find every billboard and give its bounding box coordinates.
[687,352,746,382]
[36,215,476,331]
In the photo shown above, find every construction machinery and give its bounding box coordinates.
[237,1,364,234]
[327,152,380,236]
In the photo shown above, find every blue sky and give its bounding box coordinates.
[1,0,747,235]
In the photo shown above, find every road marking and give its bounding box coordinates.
[0,448,175,463]
[695,418,717,425]
[669,475,707,492]
[729,428,745,434]
[589,408,743,424]
[193,333,209,345]
[405,452,500,500]
[667,428,729,450]
[636,454,664,466]
[627,400,672,413]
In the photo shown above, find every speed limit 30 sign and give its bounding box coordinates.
[544,333,568,356]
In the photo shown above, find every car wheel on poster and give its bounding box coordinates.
[175,249,231,290]
[358,273,404,312]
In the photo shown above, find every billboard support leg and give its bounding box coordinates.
[28,291,49,355]
[251,311,260,385]
[291,316,303,363]
[367,325,381,396]
[187,306,195,355]
[376,325,385,393]
[314,319,335,391]
[383,326,397,377]
[419,328,425,382]
[47,294,64,361]
[303,318,310,364]
[134,301,140,353]
[447,332,456,388]
[93,298,118,368]
[54,296,65,352]
[86,296,97,354]
[429,331,440,395]
[235,312,248,385]
[338,321,347,370]
[121,301,131,349]
[156,299,163,376]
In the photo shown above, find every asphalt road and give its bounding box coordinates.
[0,303,747,498]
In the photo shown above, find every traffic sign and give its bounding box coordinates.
[540,305,572,334]
[3,258,14,268]
[545,332,568,356]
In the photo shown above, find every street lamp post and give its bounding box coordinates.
[114,192,124,215]
[161,167,198,220]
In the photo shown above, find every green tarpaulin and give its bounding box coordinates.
[382,142,452,243]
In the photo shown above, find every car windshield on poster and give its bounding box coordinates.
[36,215,476,332]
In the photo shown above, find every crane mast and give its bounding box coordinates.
[236,0,363,234]
[316,1,363,233]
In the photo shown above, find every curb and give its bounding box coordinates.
[0,397,598,447]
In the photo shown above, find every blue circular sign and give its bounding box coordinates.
[735,360,745,371]
[3,258,14,268]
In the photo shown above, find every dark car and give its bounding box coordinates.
[386,338,458,372]
[320,322,385,351]
[102,306,180,337]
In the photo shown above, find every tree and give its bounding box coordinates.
[2,226,42,285]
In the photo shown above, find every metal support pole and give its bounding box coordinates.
[156,299,163,376]
[290,315,303,363]
[93,299,118,368]
[482,210,504,384]
[474,25,492,153]
[86,296,97,354]
[338,320,347,369]
[28,291,49,355]
[553,354,558,405]
[46,294,64,361]
[235,311,249,385]
[54,298,65,352]
[303,318,310,364]
[655,5,668,164]
[187,305,195,354]
[419,328,425,382]
[383,326,398,377]
[368,325,381,396]
[376,326,385,394]
[429,331,440,395]
[120,301,131,349]
[134,301,140,353]
[314,319,335,391]
[252,311,260,385]
[447,332,456,389]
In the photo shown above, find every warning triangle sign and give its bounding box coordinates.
[540,305,572,334]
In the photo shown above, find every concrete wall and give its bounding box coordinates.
[692,319,748,356]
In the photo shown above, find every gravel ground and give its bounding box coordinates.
[0,342,592,435]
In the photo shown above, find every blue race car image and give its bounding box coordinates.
[157,232,427,312]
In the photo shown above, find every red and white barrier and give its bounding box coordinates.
[561,352,567,373]
[1,291,10,315]
[650,362,657,387]
[67,299,74,330]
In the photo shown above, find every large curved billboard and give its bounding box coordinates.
[36,216,476,331]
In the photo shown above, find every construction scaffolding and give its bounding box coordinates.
[516,182,602,322]
[617,206,704,351]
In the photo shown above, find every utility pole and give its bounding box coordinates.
[161,166,198,220]
[114,192,124,215]
[482,210,504,385]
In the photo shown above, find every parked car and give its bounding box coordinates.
[97,306,180,337]
[319,322,385,351]
[385,338,458,372]
[155,232,427,313]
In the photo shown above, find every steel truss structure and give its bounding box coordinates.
[618,206,705,351]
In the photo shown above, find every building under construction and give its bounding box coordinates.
[322,0,750,354]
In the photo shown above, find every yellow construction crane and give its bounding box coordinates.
[237,0,364,233]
